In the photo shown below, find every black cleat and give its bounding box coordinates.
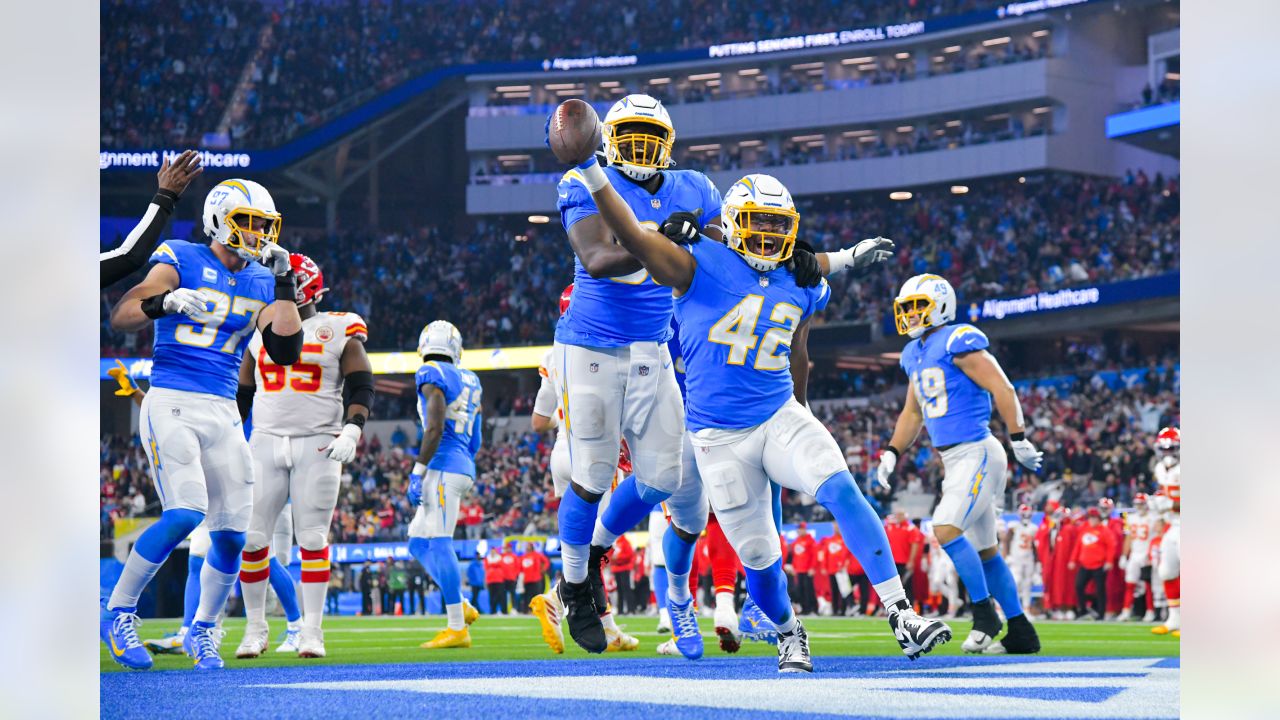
[961,598,1004,653]
[559,579,607,654]
[889,606,952,660]
[986,614,1041,654]
[587,544,610,612]
[777,621,813,673]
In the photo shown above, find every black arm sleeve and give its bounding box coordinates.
[261,322,303,365]
[236,384,255,423]
[344,370,375,420]
[99,191,179,288]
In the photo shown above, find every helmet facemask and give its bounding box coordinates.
[222,208,281,261]
[894,295,936,338]
[604,119,674,181]
[726,205,798,272]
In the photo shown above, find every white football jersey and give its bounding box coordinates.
[248,311,368,436]
[533,349,565,441]
[1153,461,1181,519]
[1126,510,1155,556]
[1008,520,1037,563]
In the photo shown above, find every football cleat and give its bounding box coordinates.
[962,598,1004,654]
[1171,629,1180,638]
[143,627,188,656]
[235,621,270,659]
[298,627,326,658]
[184,621,225,670]
[560,579,607,654]
[714,600,742,653]
[739,595,779,645]
[656,607,672,634]
[421,627,471,649]
[605,625,640,652]
[656,638,680,656]
[777,621,813,673]
[530,590,566,654]
[667,597,704,660]
[889,606,952,660]
[463,599,480,626]
[984,614,1041,655]
[275,621,302,653]
[100,603,153,670]
[1142,609,1156,623]
[1152,625,1172,635]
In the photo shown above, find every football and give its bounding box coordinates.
[548,98,601,165]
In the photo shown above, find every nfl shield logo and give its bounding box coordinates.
[638,366,649,376]
[589,363,599,373]
[650,198,661,209]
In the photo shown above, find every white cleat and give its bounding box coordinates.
[1142,610,1156,623]
[713,602,742,653]
[298,626,325,658]
[889,607,952,660]
[656,607,672,634]
[143,627,188,655]
[656,638,680,656]
[777,621,813,673]
[236,622,270,659]
[275,621,302,653]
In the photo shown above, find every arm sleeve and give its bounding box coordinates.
[532,370,559,420]
[469,411,483,456]
[558,171,599,230]
[99,192,177,288]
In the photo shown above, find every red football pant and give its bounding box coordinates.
[705,514,740,595]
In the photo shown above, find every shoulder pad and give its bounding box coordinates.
[945,324,990,355]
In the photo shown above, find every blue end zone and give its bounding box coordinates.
[102,656,1179,720]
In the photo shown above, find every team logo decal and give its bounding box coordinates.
[638,366,649,376]
[589,363,600,373]
[316,326,334,342]
[651,199,661,209]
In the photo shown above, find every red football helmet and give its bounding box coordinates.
[1098,497,1114,516]
[559,283,574,316]
[1155,427,1180,451]
[1018,503,1032,519]
[290,253,328,306]
[1134,492,1149,509]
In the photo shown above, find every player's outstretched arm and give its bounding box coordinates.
[110,263,182,332]
[575,157,696,293]
[815,237,896,277]
[954,350,1042,470]
[567,215,644,279]
[100,150,203,288]
[255,242,304,364]
[879,382,925,489]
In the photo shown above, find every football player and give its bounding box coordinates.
[1004,504,1039,615]
[549,93,733,654]
[406,321,484,648]
[101,150,203,287]
[528,285,641,653]
[562,160,946,672]
[1150,427,1181,637]
[233,253,373,659]
[1122,493,1157,621]
[879,274,1042,655]
[101,179,303,670]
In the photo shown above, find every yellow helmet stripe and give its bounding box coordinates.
[217,180,252,202]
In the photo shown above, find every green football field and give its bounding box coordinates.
[101,613,1180,672]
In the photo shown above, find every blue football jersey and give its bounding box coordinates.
[417,361,483,477]
[555,166,722,347]
[667,315,687,400]
[676,240,830,432]
[899,323,994,447]
[147,240,274,399]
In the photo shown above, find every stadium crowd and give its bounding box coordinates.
[100,171,1179,356]
[102,0,1008,148]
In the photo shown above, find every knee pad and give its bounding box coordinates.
[702,462,750,512]
[206,530,247,574]
[408,537,432,560]
[634,479,672,506]
[568,392,606,440]
[134,508,206,563]
[294,527,328,551]
[244,529,271,553]
[736,532,782,571]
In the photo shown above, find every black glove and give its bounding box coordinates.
[660,211,701,245]
[788,239,823,288]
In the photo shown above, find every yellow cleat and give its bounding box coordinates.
[462,600,479,626]
[420,627,471,649]
[606,626,640,652]
[529,592,565,655]
[1172,629,1180,638]
[1151,625,1171,635]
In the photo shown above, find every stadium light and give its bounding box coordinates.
[648,77,671,84]
[738,68,761,76]
[932,56,945,62]
[544,83,580,90]
[494,85,531,92]
[688,143,722,152]
[983,36,1011,46]
[1166,72,1180,80]
[858,64,877,71]
[896,126,914,133]
[597,80,621,87]
[895,52,910,60]
[890,191,912,201]
[737,139,764,147]
[951,185,970,195]
[688,72,721,81]
[1018,176,1026,184]
[1033,106,1052,114]
[841,56,873,65]
[528,215,550,224]
[945,119,963,127]
[944,45,962,53]
[1032,29,1050,37]
[790,61,825,70]
[790,134,824,142]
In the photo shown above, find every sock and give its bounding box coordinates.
[445,603,465,631]
[196,530,246,624]
[429,537,463,605]
[1164,578,1180,626]
[593,475,669,548]
[183,554,204,629]
[668,571,692,604]
[706,517,739,596]
[601,611,619,633]
[814,471,897,583]
[663,525,697,606]
[770,482,783,533]
[268,556,301,623]
[299,546,331,629]
[652,565,669,614]
[715,591,734,614]
[872,577,908,610]
[981,553,1024,619]
[744,560,795,628]
[1124,582,1136,611]
[408,537,436,580]
[109,508,205,610]
[239,546,272,625]
[941,535,990,603]
[561,543,589,584]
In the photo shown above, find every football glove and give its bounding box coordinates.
[876,448,898,490]
[851,236,896,272]
[660,211,701,244]
[1011,438,1044,471]
[259,241,292,276]
[322,423,362,464]
[407,463,427,507]
[163,288,213,317]
[787,240,822,288]
[108,360,139,397]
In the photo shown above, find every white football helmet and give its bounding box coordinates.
[418,320,463,364]
[893,274,957,338]
[721,174,799,272]
[602,94,675,181]
[202,179,281,261]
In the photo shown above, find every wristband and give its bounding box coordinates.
[1010,432,1026,442]
[140,291,169,319]
[411,462,427,476]
[151,190,179,214]
[345,415,367,429]
[827,247,856,274]
[884,446,901,460]
[577,156,609,192]
[275,271,297,301]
